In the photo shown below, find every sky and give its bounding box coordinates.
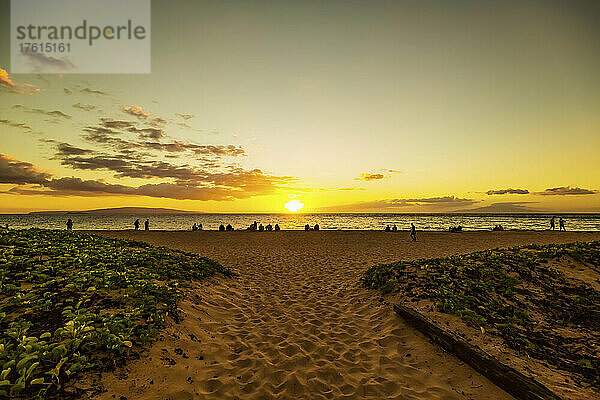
[1,0,599,213]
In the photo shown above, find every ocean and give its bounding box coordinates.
[1,213,599,232]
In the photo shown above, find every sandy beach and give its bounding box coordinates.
[87,230,600,400]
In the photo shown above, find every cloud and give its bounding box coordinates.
[0,67,40,95]
[1,154,294,201]
[123,105,150,118]
[0,119,33,133]
[533,186,597,196]
[175,113,194,120]
[0,68,15,88]
[64,88,72,95]
[356,169,402,181]
[357,173,385,181]
[73,103,96,111]
[13,104,71,119]
[318,196,476,212]
[0,154,51,185]
[486,188,529,195]
[20,51,75,72]
[81,87,108,96]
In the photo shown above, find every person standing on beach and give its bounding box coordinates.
[144,219,149,231]
[134,219,140,230]
[410,223,417,241]
[559,217,566,231]
[550,216,555,230]
[66,218,73,231]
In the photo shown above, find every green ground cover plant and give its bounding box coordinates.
[362,241,600,388]
[0,228,231,398]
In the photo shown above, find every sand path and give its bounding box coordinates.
[92,230,600,400]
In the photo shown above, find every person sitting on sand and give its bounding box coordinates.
[265,224,273,231]
[259,224,265,231]
[192,223,198,231]
[392,224,397,232]
[134,219,140,231]
[198,223,203,230]
[410,223,417,241]
[314,224,319,231]
[226,224,234,231]
[144,219,149,231]
[274,224,280,231]
[559,218,566,231]
[385,225,391,232]
[305,224,310,231]
[550,216,556,230]
[66,218,73,231]
[219,224,225,231]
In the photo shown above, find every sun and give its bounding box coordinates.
[284,199,304,213]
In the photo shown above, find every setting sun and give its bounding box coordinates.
[284,199,304,213]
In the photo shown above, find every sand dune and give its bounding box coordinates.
[88,230,600,399]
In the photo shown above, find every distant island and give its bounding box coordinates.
[29,207,202,215]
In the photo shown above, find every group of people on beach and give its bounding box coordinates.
[384,223,417,241]
[550,216,566,231]
[61,216,570,233]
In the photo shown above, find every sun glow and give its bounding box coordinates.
[284,199,304,213]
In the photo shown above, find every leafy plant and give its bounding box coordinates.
[0,228,231,398]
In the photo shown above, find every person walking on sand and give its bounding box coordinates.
[559,217,566,231]
[134,219,140,231]
[410,223,417,241]
[66,218,73,231]
[550,216,555,230]
[144,219,149,231]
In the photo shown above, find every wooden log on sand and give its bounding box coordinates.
[393,304,562,400]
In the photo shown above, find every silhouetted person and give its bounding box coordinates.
[385,225,391,232]
[259,224,264,231]
[392,224,397,232]
[144,219,149,230]
[274,224,280,231]
[219,224,225,231]
[198,223,203,230]
[305,224,310,231]
[226,223,234,231]
[134,219,140,230]
[559,218,566,231]
[192,223,198,231]
[550,216,556,230]
[410,223,417,241]
[314,224,319,231]
[266,224,273,231]
[66,219,73,231]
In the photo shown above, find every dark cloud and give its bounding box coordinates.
[534,186,597,196]
[0,154,51,185]
[1,154,293,201]
[127,126,164,140]
[20,51,75,72]
[486,188,529,195]
[175,113,194,120]
[0,119,33,133]
[13,104,71,119]
[81,87,108,96]
[73,103,96,111]
[356,169,402,181]
[357,173,385,181]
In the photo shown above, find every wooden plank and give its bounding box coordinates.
[393,304,562,400]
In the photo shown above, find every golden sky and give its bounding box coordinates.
[1,0,599,213]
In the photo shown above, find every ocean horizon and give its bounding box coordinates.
[2,212,600,231]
